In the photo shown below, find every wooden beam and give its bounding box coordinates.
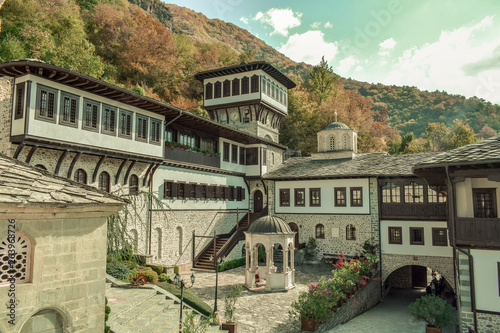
[13,143,25,159]
[25,146,38,163]
[67,152,81,179]
[115,159,129,185]
[123,160,136,185]
[92,155,106,183]
[48,70,57,79]
[54,150,68,176]
[148,164,160,186]
[142,164,154,186]
[74,80,90,87]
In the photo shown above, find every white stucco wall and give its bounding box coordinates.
[471,249,500,312]
[455,178,500,218]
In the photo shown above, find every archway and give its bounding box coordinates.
[254,190,263,213]
[20,309,66,333]
[288,223,299,248]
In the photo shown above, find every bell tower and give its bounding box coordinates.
[195,61,296,143]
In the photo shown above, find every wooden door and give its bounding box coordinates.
[254,190,263,213]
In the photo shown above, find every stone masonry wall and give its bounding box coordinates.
[0,77,14,157]
[0,214,109,333]
[461,311,500,333]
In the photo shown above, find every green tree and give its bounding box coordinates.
[308,56,338,106]
[426,122,451,152]
[448,119,476,150]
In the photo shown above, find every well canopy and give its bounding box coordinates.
[246,215,293,234]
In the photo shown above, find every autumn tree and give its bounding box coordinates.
[448,119,476,149]
[426,122,451,152]
[477,125,497,139]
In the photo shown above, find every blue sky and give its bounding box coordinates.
[165,1,500,104]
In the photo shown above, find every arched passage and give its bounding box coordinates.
[253,190,263,213]
[20,308,67,333]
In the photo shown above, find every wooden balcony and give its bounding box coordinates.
[455,217,500,249]
[165,148,220,168]
[381,203,447,220]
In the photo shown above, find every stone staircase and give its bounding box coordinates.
[106,280,226,333]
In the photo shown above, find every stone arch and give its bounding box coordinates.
[382,254,455,291]
[19,306,72,333]
[264,134,273,142]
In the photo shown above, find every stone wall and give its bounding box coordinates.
[0,77,14,157]
[460,311,500,333]
[317,274,381,332]
[387,265,413,288]
[0,214,109,333]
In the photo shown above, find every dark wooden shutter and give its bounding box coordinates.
[195,184,202,198]
[171,182,178,198]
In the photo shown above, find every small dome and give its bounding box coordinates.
[325,122,350,130]
[246,215,293,234]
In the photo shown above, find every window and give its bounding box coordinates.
[35,164,46,170]
[214,81,221,98]
[209,185,217,200]
[229,186,235,201]
[239,147,245,165]
[74,169,87,184]
[294,188,305,207]
[98,171,110,193]
[35,84,57,122]
[101,104,116,134]
[280,189,290,207]
[129,175,139,195]
[0,232,31,285]
[246,148,258,165]
[83,98,99,131]
[382,182,401,203]
[473,188,497,218]
[61,92,79,127]
[177,183,185,199]
[389,227,402,244]
[241,76,249,94]
[310,188,321,207]
[346,224,356,240]
[223,80,230,97]
[231,144,238,163]
[205,83,213,100]
[404,182,424,203]
[266,79,271,95]
[329,136,335,151]
[428,186,447,203]
[219,186,226,200]
[335,187,346,207]
[432,228,448,246]
[232,78,240,96]
[119,110,132,138]
[350,187,363,207]
[164,181,174,198]
[150,119,161,144]
[201,185,207,199]
[15,82,25,120]
[410,227,424,245]
[251,75,259,93]
[189,183,197,199]
[315,224,325,239]
[343,134,348,150]
[262,148,267,166]
[223,142,230,162]
[136,115,148,142]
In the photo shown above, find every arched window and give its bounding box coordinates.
[74,169,87,184]
[176,226,183,256]
[130,229,138,252]
[329,136,335,151]
[0,232,32,285]
[241,76,249,94]
[251,75,259,93]
[129,174,139,195]
[232,78,240,96]
[98,171,110,193]
[205,82,213,100]
[315,224,325,239]
[214,81,221,98]
[35,164,46,170]
[346,224,356,240]
[223,80,231,97]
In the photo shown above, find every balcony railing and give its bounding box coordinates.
[455,217,500,248]
[381,203,447,220]
[165,147,220,168]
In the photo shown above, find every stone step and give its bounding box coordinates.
[113,295,172,326]
[107,287,158,320]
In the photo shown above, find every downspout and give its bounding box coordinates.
[446,165,477,333]
[376,178,384,299]
[147,165,159,256]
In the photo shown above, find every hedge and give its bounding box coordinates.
[158,282,213,316]
[218,257,245,272]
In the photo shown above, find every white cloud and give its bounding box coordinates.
[378,37,396,56]
[240,17,249,24]
[336,55,359,74]
[384,16,500,103]
[311,21,321,29]
[324,21,333,29]
[279,30,338,65]
[253,8,302,36]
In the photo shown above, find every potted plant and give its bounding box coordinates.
[408,295,457,332]
[222,284,242,333]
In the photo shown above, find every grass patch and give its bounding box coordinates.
[158,282,213,316]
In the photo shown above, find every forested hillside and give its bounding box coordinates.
[0,0,496,155]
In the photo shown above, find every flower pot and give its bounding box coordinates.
[301,317,320,331]
[426,326,441,333]
[221,322,237,333]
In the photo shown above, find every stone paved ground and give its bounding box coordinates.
[187,263,334,333]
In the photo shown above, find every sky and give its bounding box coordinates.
[165,0,500,105]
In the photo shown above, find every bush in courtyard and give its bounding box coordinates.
[154,265,164,275]
[304,237,319,260]
[142,270,158,283]
[218,257,245,272]
[106,262,130,280]
[121,260,139,270]
[174,265,180,274]
[129,271,147,285]
[159,273,170,282]
[408,294,457,328]
[159,282,212,316]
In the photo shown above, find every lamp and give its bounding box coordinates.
[210,255,225,313]
[174,272,196,332]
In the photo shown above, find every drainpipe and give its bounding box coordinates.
[147,164,159,256]
[446,165,477,333]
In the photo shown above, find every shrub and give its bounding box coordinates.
[129,271,147,286]
[159,273,170,282]
[218,258,245,272]
[223,284,242,323]
[154,265,164,275]
[121,260,138,270]
[304,237,318,260]
[158,282,213,316]
[408,294,457,328]
[174,265,180,274]
[142,270,158,283]
[106,262,130,280]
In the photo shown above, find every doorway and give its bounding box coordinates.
[254,190,263,213]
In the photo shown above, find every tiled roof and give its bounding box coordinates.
[414,136,500,169]
[0,153,127,206]
[264,152,439,180]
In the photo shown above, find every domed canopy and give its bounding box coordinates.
[246,215,292,234]
[325,122,350,130]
